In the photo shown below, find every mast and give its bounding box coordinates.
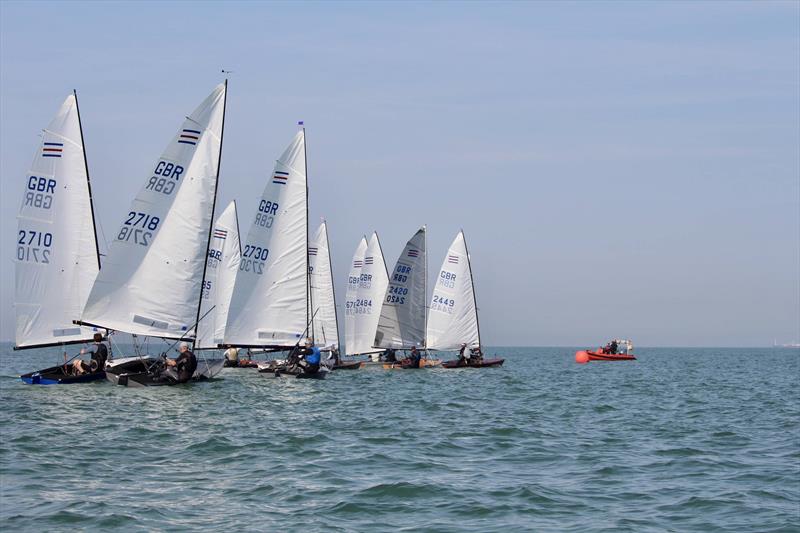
[324,220,340,350]
[303,123,312,343]
[73,89,102,272]
[193,79,228,343]
[461,229,481,348]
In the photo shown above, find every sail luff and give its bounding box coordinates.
[462,229,482,348]
[73,90,102,272]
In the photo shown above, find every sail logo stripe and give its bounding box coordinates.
[308,247,318,256]
[447,255,459,264]
[273,171,289,185]
[364,256,374,265]
[178,129,202,146]
[353,260,363,268]
[42,142,63,158]
[407,250,419,258]
[213,229,227,240]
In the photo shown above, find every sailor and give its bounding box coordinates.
[384,348,397,363]
[163,342,198,384]
[469,346,483,364]
[72,333,109,375]
[458,343,468,366]
[609,340,618,355]
[407,345,422,369]
[224,345,240,367]
[297,338,321,374]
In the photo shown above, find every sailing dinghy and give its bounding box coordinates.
[16,92,108,384]
[374,227,439,369]
[429,231,504,369]
[224,127,327,379]
[77,82,228,386]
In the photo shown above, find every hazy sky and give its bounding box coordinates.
[1,1,798,347]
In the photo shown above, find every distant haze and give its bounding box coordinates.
[1,1,798,347]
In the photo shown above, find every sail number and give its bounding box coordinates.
[346,299,373,314]
[255,200,279,228]
[117,211,160,246]
[438,270,457,289]
[17,230,52,263]
[240,244,269,275]
[386,283,408,304]
[145,161,184,195]
[24,176,56,210]
[386,295,405,304]
[431,295,455,313]
[202,280,212,299]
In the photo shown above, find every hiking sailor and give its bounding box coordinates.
[297,338,321,374]
[223,345,240,367]
[162,342,198,384]
[72,333,109,375]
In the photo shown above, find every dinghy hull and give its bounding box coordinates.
[20,365,105,385]
[441,358,505,369]
[583,350,636,361]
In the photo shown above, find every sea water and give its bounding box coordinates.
[1,345,798,532]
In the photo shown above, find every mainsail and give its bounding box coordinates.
[79,83,227,339]
[224,130,308,347]
[344,236,368,356]
[309,221,339,349]
[349,232,389,355]
[374,227,427,350]
[14,92,101,349]
[195,200,241,349]
[426,230,481,351]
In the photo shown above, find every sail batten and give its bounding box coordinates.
[374,227,427,350]
[14,93,101,349]
[223,131,309,347]
[426,231,481,351]
[79,84,227,338]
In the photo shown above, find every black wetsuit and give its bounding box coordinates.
[174,350,197,383]
[80,342,108,373]
[407,351,422,369]
[385,349,397,362]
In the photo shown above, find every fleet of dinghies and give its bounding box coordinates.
[15,82,502,386]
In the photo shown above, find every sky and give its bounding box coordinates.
[1,1,798,347]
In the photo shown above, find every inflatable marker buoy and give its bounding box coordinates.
[575,350,590,364]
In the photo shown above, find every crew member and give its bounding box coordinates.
[469,346,483,364]
[224,345,240,367]
[297,338,321,374]
[72,333,108,375]
[609,340,618,355]
[458,343,468,366]
[384,349,397,363]
[163,342,197,384]
[405,346,422,369]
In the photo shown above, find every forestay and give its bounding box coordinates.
[349,232,389,355]
[195,201,241,348]
[343,236,368,356]
[426,230,481,351]
[15,93,101,349]
[80,83,227,339]
[374,227,427,350]
[224,130,308,347]
[309,221,338,349]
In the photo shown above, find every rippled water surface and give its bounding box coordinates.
[1,345,798,531]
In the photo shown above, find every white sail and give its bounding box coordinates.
[374,227,427,350]
[344,236,368,356]
[80,83,227,339]
[14,93,101,348]
[224,130,308,347]
[195,200,241,349]
[349,232,389,355]
[426,230,481,351]
[309,221,338,349]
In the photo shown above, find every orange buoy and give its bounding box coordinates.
[575,350,590,364]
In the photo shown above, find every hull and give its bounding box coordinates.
[224,359,259,368]
[441,358,505,369]
[587,351,636,361]
[332,361,363,370]
[576,350,636,362]
[107,355,225,386]
[20,364,106,385]
[258,364,328,379]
